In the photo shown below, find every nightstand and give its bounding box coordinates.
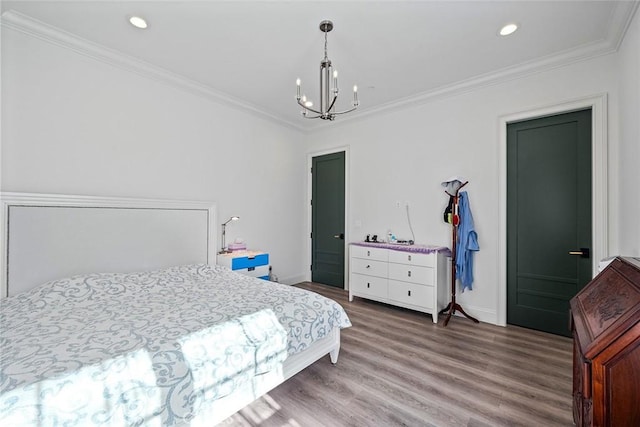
[217,250,270,280]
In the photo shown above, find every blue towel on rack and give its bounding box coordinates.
[456,191,479,291]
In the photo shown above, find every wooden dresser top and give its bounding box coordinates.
[570,257,640,358]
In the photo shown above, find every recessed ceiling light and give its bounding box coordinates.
[499,23,518,36]
[129,16,148,29]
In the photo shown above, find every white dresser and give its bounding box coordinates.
[348,243,449,323]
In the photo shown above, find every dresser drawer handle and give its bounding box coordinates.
[408,290,412,297]
[366,265,371,269]
[367,250,370,256]
[367,282,370,288]
[408,270,412,277]
[408,255,412,261]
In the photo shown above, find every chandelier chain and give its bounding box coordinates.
[324,31,328,60]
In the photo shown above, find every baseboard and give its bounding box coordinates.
[279,274,306,286]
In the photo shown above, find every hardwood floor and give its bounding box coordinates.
[220,282,574,427]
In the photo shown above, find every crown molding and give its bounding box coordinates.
[0,10,306,133]
[607,0,640,51]
[2,1,637,135]
[303,1,639,133]
[310,38,616,132]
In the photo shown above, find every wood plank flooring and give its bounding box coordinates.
[220,282,574,427]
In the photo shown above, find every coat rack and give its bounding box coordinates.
[439,180,479,326]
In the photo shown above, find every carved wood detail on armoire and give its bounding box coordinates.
[570,256,640,427]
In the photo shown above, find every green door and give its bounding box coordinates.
[507,109,592,337]
[312,152,345,287]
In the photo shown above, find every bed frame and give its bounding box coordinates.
[0,192,341,425]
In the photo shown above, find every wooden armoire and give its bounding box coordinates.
[570,257,640,427]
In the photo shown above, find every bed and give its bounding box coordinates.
[0,193,352,426]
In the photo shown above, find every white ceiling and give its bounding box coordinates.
[2,1,638,131]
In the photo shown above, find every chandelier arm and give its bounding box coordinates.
[327,95,338,112]
[296,99,323,115]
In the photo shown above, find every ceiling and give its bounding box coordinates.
[2,1,638,131]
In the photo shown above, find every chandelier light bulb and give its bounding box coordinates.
[296,78,301,86]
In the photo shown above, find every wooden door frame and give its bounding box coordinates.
[497,94,608,326]
[305,146,350,288]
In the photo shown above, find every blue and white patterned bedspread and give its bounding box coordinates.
[0,264,351,426]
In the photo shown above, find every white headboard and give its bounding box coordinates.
[1,193,217,298]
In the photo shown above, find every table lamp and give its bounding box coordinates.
[220,216,239,254]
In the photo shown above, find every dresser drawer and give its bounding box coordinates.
[350,245,388,262]
[388,250,434,267]
[388,263,434,285]
[388,280,433,310]
[350,274,388,299]
[350,257,388,278]
[230,253,269,270]
[234,264,270,279]
[217,251,269,278]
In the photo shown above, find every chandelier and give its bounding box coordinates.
[295,20,359,120]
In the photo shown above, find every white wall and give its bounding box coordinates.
[306,49,629,324]
[3,10,638,308]
[1,27,308,284]
[616,10,640,256]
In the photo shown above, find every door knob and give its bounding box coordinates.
[568,247,590,259]
[333,233,344,240]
